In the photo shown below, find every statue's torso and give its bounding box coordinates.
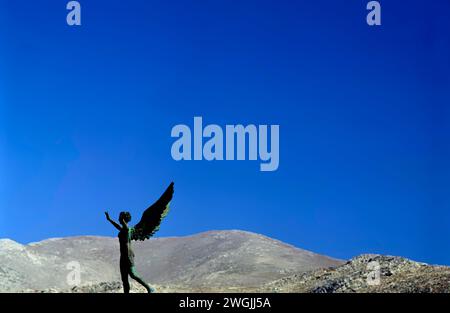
[118,228,135,266]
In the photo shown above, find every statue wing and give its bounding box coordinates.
[130,182,174,241]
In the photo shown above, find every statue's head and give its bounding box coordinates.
[119,211,131,224]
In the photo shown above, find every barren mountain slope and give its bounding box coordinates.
[0,230,342,292]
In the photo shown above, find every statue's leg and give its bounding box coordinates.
[120,262,130,293]
[129,266,155,293]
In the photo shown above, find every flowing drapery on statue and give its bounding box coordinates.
[105,182,174,293]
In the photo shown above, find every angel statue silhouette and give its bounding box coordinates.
[104,182,174,293]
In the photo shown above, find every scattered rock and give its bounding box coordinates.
[259,254,450,293]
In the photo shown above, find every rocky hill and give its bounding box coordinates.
[259,254,450,293]
[2,231,448,293]
[0,230,341,292]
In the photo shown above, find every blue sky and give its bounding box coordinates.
[0,1,449,265]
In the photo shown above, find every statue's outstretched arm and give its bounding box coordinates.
[105,212,122,231]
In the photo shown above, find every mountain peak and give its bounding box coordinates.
[0,230,341,292]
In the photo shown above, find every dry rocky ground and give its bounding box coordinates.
[2,231,449,293]
[259,254,450,293]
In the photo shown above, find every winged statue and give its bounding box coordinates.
[105,182,174,293]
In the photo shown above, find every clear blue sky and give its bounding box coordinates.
[0,1,449,265]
